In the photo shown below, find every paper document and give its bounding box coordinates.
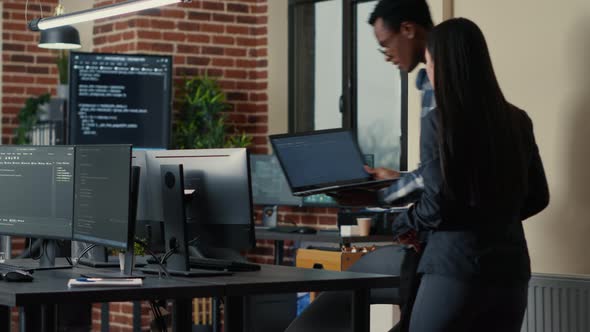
[67,277,143,288]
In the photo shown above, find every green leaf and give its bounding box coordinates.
[173,75,252,150]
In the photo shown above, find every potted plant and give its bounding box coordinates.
[173,76,252,149]
[110,240,146,271]
[15,93,51,144]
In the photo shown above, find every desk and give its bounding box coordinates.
[0,264,397,332]
[256,228,395,264]
[189,264,399,332]
[0,267,223,332]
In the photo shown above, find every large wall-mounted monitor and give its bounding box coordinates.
[68,52,172,149]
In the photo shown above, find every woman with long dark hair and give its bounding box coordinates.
[389,18,549,331]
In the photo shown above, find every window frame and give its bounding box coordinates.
[288,0,408,171]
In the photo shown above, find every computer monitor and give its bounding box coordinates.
[72,145,134,250]
[0,145,74,269]
[0,146,74,240]
[249,154,302,207]
[249,154,338,208]
[141,149,255,252]
[132,149,165,252]
[68,52,172,148]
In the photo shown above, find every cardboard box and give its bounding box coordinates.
[295,249,365,272]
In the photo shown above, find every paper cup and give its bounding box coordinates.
[356,217,372,236]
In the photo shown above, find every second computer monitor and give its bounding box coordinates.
[72,145,133,249]
[141,148,255,251]
[250,154,302,206]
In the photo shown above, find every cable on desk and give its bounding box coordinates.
[30,239,44,260]
[135,239,170,278]
[187,235,201,247]
[159,237,180,266]
[72,244,97,267]
[160,248,176,266]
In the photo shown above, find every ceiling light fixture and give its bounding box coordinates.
[28,0,191,31]
[37,4,81,50]
[38,25,81,49]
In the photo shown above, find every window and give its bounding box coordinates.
[289,0,408,170]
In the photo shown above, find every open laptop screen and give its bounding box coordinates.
[270,129,371,193]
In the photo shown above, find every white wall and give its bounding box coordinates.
[268,0,289,136]
[406,1,444,169]
[454,0,590,275]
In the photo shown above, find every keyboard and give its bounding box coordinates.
[0,262,34,273]
[267,226,317,234]
[189,257,260,272]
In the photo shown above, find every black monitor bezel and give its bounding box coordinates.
[269,128,372,194]
[0,145,75,241]
[71,144,133,250]
[142,148,256,251]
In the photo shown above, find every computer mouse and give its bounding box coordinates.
[3,270,34,282]
[297,227,317,234]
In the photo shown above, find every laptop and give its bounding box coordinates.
[269,129,396,196]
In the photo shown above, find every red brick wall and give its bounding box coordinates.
[2,0,59,145]
[247,206,340,265]
[2,0,61,261]
[92,0,269,154]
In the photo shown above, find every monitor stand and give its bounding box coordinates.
[139,164,231,277]
[6,240,72,271]
[77,246,116,268]
[77,246,147,269]
[189,244,247,262]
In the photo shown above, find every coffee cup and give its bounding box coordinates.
[356,217,372,236]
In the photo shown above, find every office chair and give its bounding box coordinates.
[285,245,404,332]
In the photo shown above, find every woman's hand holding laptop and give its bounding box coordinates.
[327,165,401,207]
[363,165,401,180]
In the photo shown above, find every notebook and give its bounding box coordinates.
[269,129,396,196]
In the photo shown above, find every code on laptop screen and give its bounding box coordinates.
[271,130,369,190]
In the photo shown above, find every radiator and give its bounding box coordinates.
[522,273,590,332]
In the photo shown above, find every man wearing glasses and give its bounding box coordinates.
[286,1,436,331]
[366,1,435,331]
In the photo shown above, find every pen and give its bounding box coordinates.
[75,278,138,282]
[76,278,102,282]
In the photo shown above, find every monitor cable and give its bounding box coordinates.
[159,237,180,266]
[29,238,44,260]
[72,244,97,268]
[149,300,167,332]
[134,239,170,278]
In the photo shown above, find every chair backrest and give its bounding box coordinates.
[347,245,405,304]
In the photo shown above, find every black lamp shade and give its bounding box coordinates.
[38,25,81,49]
